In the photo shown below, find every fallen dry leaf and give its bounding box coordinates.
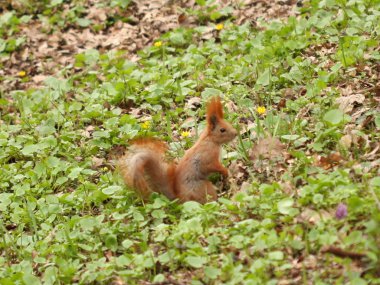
[185,97,201,110]
[315,152,343,170]
[363,142,380,160]
[225,100,238,113]
[107,145,127,161]
[250,136,288,160]
[249,136,290,181]
[297,208,332,224]
[104,250,114,261]
[0,0,293,93]
[229,160,249,182]
[129,108,143,117]
[91,157,105,169]
[81,125,95,138]
[32,74,47,84]
[234,0,297,26]
[279,181,294,196]
[336,93,365,113]
[111,276,127,285]
[240,181,251,193]
[87,6,108,22]
[340,134,352,149]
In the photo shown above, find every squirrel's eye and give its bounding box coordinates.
[220,128,226,133]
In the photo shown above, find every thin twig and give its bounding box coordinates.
[321,246,367,260]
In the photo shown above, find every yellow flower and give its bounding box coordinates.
[215,23,224,31]
[141,121,150,129]
[181,131,190,138]
[154,41,162,47]
[256,106,266,115]
[18,71,26,77]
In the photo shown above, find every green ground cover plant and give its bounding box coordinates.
[0,0,379,284]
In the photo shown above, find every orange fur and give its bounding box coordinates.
[207,96,224,119]
[118,96,237,203]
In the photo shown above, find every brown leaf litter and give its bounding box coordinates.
[314,152,343,170]
[249,136,291,180]
[1,0,298,93]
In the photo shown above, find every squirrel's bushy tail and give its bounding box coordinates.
[118,138,176,200]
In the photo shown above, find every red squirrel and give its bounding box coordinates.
[119,96,237,203]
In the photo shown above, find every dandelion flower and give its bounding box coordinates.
[181,131,190,138]
[154,41,162,47]
[18,71,26,77]
[215,23,224,31]
[256,106,266,115]
[141,121,150,129]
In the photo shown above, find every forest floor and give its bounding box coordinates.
[0,0,379,284]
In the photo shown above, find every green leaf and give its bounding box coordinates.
[330,62,343,73]
[133,211,144,221]
[323,109,349,125]
[0,39,6,52]
[204,266,220,279]
[313,193,324,204]
[79,217,97,231]
[281,135,299,141]
[116,255,131,267]
[256,68,270,86]
[21,144,40,155]
[23,273,41,285]
[68,167,83,180]
[56,177,68,186]
[268,251,284,260]
[105,235,118,251]
[42,266,57,285]
[102,185,122,195]
[151,209,166,219]
[122,239,133,249]
[153,274,165,283]
[195,0,206,6]
[158,252,171,264]
[210,11,222,21]
[152,197,167,209]
[201,88,222,99]
[182,201,201,215]
[277,198,294,215]
[76,18,91,27]
[370,177,380,187]
[50,0,63,6]
[375,115,380,128]
[350,278,367,285]
[44,77,70,92]
[37,125,56,136]
[185,256,207,268]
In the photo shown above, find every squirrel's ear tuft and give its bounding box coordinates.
[206,96,224,129]
[208,114,217,130]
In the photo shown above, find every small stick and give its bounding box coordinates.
[321,246,367,260]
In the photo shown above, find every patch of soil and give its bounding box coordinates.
[1,0,298,92]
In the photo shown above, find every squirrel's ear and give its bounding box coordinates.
[208,114,218,130]
[207,97,223,116]
[206,96,224,130]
